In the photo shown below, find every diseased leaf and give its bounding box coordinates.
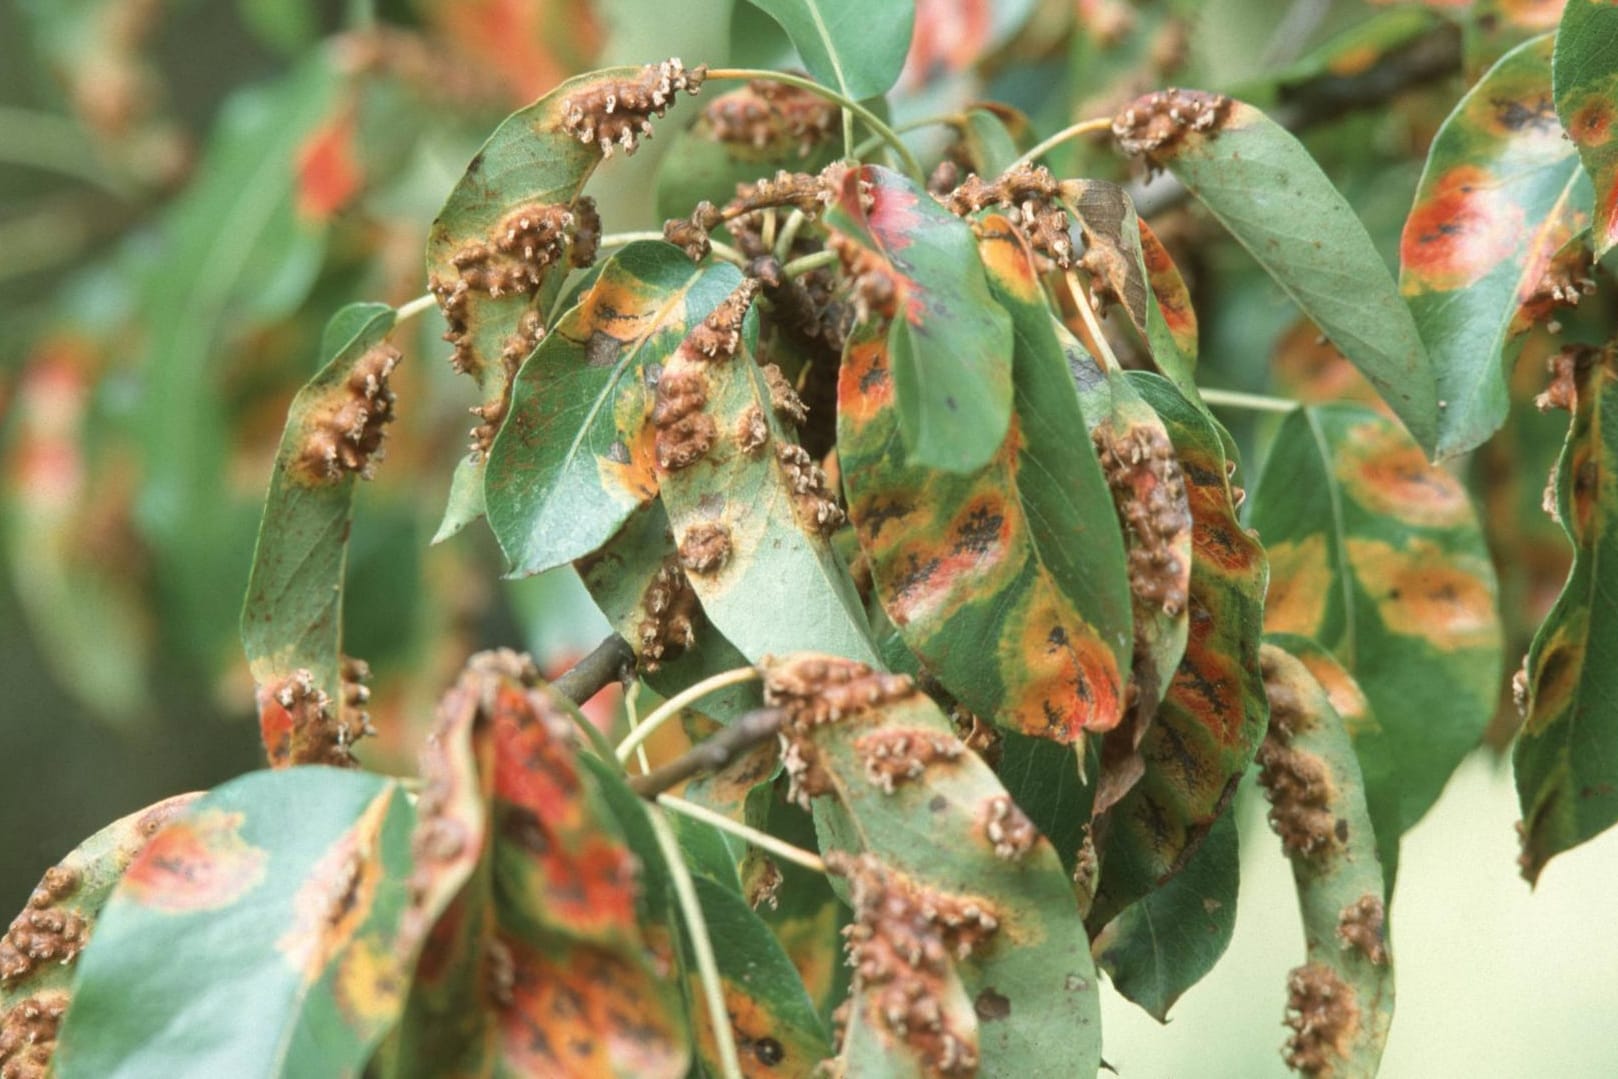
[242,302,397,767]
[1257,642,1395,1079]
[1091,374,1267,926]
[428,61,708,540]
[838,214,1132,743]
[742,0,915,101]
[652,281,881,666]
[55,770,415,1078]
[825,164,1015,473]
[1401,33,1592,458]
[484,243,744,576]
[1115,90,1438,453]
[1249,404,1503,843]
[1096,809,1238,1023]
[1515,345,1618,883]
[1554,0,1618,257]
[761,654,1101,1077]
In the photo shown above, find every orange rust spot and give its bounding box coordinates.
[837,334,894,425]
[1296,653,1374,739]
[277,793,389,980]
[1272,319,1379,408]
[998,585,1126,741]
[1263,535,1331,638]
[1400,165,1526,294]
[903,0,993,88]
[295,103,363,221]
[122,810,269,913]
[1139,218,1197,352]
[1344,537,1498,652]
[425,0,602,103]
[883,487,1019,627]
[1335,420,1473,528]
[1326,43,1378,77]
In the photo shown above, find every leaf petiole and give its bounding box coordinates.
[614,666,762,763]
[1199,388,1299,413]
[1010,116,1114,172]
[656,793,828,874]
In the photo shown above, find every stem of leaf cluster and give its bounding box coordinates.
[781,248,839,278]
[773,209,807,261]
[703,68,925,183]
[393,293,438,323]
[1200,388,1300,413]
[1011,116,1114,171]
[625,684,652,775]
[647,808,743,1079]
[1065,270,1125,375]
[614,666,762,764]
[656,793,828,874]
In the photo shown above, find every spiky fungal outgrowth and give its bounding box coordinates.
[293,344,400,485]
[561,58,707,157]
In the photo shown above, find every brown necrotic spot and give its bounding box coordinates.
[1336,893,1388,966]
[1282,963,1360,1076]
[293,344,401,486]
[1112,88,1232,160]
[677,521,731,574]
[852,727,964,792]
[560,58,706,157]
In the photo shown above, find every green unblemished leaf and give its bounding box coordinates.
[955,106,1026,176]
[1122,93,1438,453]
[55,769,415,1079]
[1554,0,1618,258]
[1401,32,1592,458]
[742,0,915,102]
[1515,346,1618,884]
[1249,404,1503,842]
[824,164,1015,473]
[838,214,1132,743]
[1096,808,1238,1023]
[1258,641,1395,1078]
[241,302,396,762]
[484,243,743,576]
[1091,374,1267,926]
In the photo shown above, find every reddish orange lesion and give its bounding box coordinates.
[1263,534,1332,638]
[837,334,895,425]
[1138,219,1198,355]
[1344,537,1500,652]
[1400,165,1525,294]
[975,214,1041,300]
[877,487,1020,627]
[1296,651,1376,739]
[277,793,390,980]
[996,587,1125,741]
[1335,420,1473,528]
[122,809,269,913]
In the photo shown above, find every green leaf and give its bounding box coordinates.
[741,0,915,101]
[427,63,708,540]
[1515,346,1618,883]
[824,164,1015,473]
[954,106,1026,176]
[1248,404,1503,839]
[1117,92,1438,453]
[1554,0,1618,258]
[1401,33,1592,458]
[763,654,1101,1076]
[838,215,1132,743]
[1091,374,1267,925]
[55,769,415,1078]
[241,302,397,766]
[1257,641,1395,1078]
[1096,809,1238,1023]
[484,243,744,576]
[651,282,881,666]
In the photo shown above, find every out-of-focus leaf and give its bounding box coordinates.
[484,244,742,575]
[902,0,1036,88]
[55,770,414,1078]
[742,0,915,101]
[428,62,707,541]
[421,0,604,103]
[1115,91,1438,453]
[762,654,1101,1076]
[1091,374,1267,926]
[838,214,1132,743]
[392,653,688,1078]
[651,281,880,666]
[1096,809,1238,1023]
[1465,0,1566,76]
[1257,642,1395,1079]
[953,106,1025,176]
[1249,404,1503,839]
[1554,0,1618,258]
[824,164,1014,473]
[241,303,397,767]
[1515,345,1618,883]
[1400,33,1591,458]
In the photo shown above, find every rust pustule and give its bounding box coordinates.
[946,164,1073,267]
[560,58,706,157]
[1112,88,1232,159]
[293,344,401,485]
[829,231,901,323]
[688,279,761,362]
[981,794,1037,860]
[1534,345,1601,414]
[762,363,808,425]
[256,668,366,770]
[0,991,69,1079]
[664,201,722,261]
[775,442,845,534]
[1282,963,1360,1076]
[1093,424,1191,617]
[637,558,701,671]
[651,368,708,428]
[678,521,732,574]
[1256,739,1336,857]
[0,868,86,984]
[655,413,717,471]
[830,853,997,1076]
[852,728,964,792]
[705,80,838,157]
[735,404,769,456]
[764,655,915,806]
[569,196,601,268]
[1336,893,1388,966]
[493,202,574,290]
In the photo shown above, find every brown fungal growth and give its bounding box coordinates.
[1093,424,1191,617]
[655,413,717,471]
[775,442,845,534]
[1514,243,1596,334]
[945,164,1074,267]
[829,231,901,323]
[981,795,1038,860]
[852,728,964,792]
[1335,893,1388,966]
[560,58,706,157]
[704,79,838,156]
[1535,344,1600,413]
[762,363,808,425]
[0,868,86,984]
[688,278,761,362]
[569,196,601,268]
[763,655,916,806]
[292,343,400,485]
[663,201,722,261]
[0,991,69,1079]
[735,404,769,455]
[1282,963,1360,1076]
[637,558,701,671]
[677,521,732,575]
[1256,659,1338,858]
[1112,88,1233,161]
[492,202,574,291]
[831,853,998,1075]
[255,668,365,770]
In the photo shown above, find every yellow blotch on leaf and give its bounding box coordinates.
[1345,537,1499,652]
[1263,534,1331,638]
